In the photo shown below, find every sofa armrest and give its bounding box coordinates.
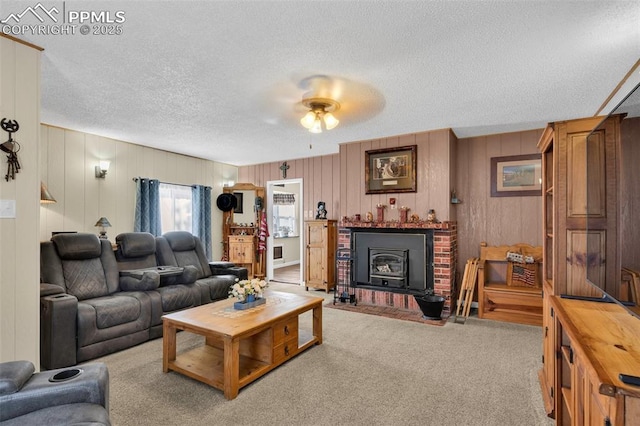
[0,362,109,422]
[40,294,78,370]
[119,271,160,292]
[40,283,65,297]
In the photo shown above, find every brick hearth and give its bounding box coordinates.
[338,221,457,317]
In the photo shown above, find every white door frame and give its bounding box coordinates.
[266,178,304,286]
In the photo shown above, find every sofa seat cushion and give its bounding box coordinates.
[0,361,34,396]
[76,292,151,349]
[83,295,142,329]
[156,285,198,312]
[0,403,110,426]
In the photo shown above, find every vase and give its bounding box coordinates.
[247,294,255,302]
[233,296,266,310]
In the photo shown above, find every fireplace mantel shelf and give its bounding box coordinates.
[340,220,455,230]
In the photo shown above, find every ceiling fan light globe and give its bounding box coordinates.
[309,119,323,133]
[300,111,316,129]
[323,113,339,130]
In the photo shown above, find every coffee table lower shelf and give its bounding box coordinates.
[167,331,316,392]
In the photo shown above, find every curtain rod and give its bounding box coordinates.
[132,177,210,189]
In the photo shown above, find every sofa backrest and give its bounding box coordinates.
[40,233,120,300]
[114,232,157,270]
[156,231,211,279]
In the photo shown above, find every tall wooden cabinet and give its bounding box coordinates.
[537,115,640,425]
[304,220,337,293]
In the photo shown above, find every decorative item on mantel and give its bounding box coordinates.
[427,209,438,223]
[376,204,385,222]
[399,206,409,223]
[229,278,268,310]
[365,211,373,222]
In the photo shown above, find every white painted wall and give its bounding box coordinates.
[0,36,41,365]
[39,125,238,261]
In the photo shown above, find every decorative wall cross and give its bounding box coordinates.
[279,161,290,179]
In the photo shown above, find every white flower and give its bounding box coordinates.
[228,278,268,301]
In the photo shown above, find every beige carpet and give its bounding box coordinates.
[91,283,553,426]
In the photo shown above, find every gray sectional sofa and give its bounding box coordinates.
[40,232,246,370]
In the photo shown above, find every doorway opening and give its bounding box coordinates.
[266,178,304,286]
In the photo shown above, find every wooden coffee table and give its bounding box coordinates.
[162,290,323,399]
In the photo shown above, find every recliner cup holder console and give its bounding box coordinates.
[49,368,83,382]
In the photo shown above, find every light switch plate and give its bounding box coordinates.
[0,199,16,218]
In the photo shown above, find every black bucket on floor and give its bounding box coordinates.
[414,294,445,320]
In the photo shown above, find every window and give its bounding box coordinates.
[273,191,297,238]
[159,183,192,233]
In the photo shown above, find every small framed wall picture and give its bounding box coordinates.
[490,154,542,197]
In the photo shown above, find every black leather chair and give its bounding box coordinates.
[0,360,110,425]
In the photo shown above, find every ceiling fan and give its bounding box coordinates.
[264,74,386,131]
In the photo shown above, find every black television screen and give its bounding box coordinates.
[586,80,640,318]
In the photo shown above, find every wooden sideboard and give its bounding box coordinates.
[549,296,640,425]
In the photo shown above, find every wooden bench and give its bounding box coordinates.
[477,242,543,326]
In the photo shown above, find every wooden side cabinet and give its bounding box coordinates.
[551,297,640,426]
[228,235,255,278]
[304,220,337,293]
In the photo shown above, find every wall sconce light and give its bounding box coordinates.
[94,217,112,239]
[40,181,57,204]
[95,161,110,178]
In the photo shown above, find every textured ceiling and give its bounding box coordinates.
[2,1,639,166]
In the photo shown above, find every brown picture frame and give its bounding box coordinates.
[365,145,417,194]
[490,154,542,197]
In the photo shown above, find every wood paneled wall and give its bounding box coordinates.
[239,129,457,222]
[240,128,544,287]
[40,125,238,260]
[456,129,543,269]
[0,36,41,365]
[239,155,341,221]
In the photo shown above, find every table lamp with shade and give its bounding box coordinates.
[94,217,112,239]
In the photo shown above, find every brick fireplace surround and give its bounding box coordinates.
[338,221,457,318]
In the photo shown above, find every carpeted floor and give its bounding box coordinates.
[90,283,553,426]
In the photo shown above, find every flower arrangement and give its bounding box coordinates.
[229,278,268,302]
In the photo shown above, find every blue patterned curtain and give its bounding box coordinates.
[134,178,161,236]
[192,185,212,260]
